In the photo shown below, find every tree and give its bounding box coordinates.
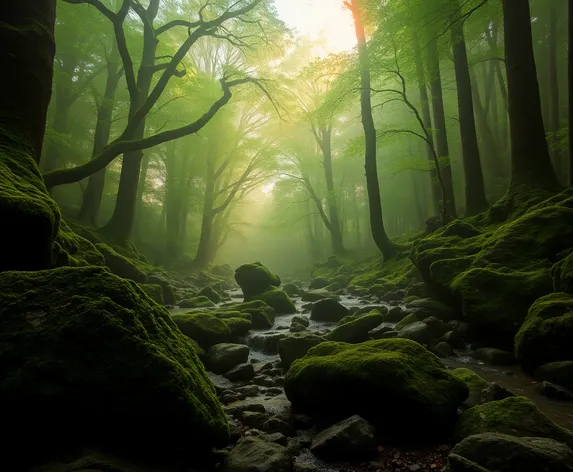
[502,0,559,190]
[347,0,397,259]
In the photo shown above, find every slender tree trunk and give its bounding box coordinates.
[133,152,150,243]
[0,0,56,163]
[194,161,216,269]
[78,49,122,226]
[413,35,440,215]
[42,98,72,174]
[164,142,183,263]
[548,0,563,181]
[427,36,457,217]
[350,0,397,260]
[569,0,573,184]
[451,11,488,215]
[319,126,345,255]
[502,0,559,190]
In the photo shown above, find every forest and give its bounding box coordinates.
[1,0,573,471]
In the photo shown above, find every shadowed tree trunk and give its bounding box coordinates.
[570,0,573,184]
[0,0,56,162]
[548,0,563,180]
[502,0,559,190]
[426,36,457,217]
[349,0,397,260]
[78,47,122,226]
[451,8,488,215]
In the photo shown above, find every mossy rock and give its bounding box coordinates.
[553,252,573,294]
[0,266,228,463]
[138,283,164,305]
[535,361,573,391]
[0,145,61,271]
[179,296,216,309]
[235,262,281,298]
[444,433,573,472]
[326,311,384,344]
[95,243,148,283]
[53,220,105,268]
[278,332,325,368]
[454,396,573,449]
[451,368,489,408]
[395,312,420,331]
[310,298,349,322]
[285,338,468,440]
[172,312,232,348]
[515,293,573,372]
[249,289,296,315]
[232,300,275,329]
[223,317,252,337]
[200,285,222,304]
[302,289,339,302]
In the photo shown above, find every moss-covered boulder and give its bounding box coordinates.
[515,293,573,372]
[451,368,490,408]
[250,289,296,314]
[53,220,106,268]
[278,332,325,368]
[285,338,468,439]
[139,283,164,305]
[235,262,281,298]
[147,273,177,305]
[301,289,339,302]
[207,343,250,374]
[232,300,275,329]
[179,295,216,309]
[310,298,350,322]
[444,433,573,472]
[95,243,148,283]
[172,312,231,348]
[0,266,228,462]
[553,252,573,294]
[223,317,252,337]
[326,311,384,343]
[200,285,222,304]
[535,361,573,390]
[395,312,421,331]
[454,396,573,448]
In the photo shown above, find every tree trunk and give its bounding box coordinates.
[502,0,559,190]
[194,173,215,269]
[548,0,563,181]
[451,13,488,215]
[163,142,184,263]
[0,0,56,162]
[78,50,122,226]
[350,0,397,260]
[413,35,440,215]
[426,36,457,217]
[319,126,345,255]
[570,0,573,185]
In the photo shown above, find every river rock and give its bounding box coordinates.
[240,411,268,429]
[481,382,515,403]
[423,316,450,337]
[444,433,573,472]
[251,333,287,354]
[326,311,384,343]
[208,343,250,374]
[283,283,301,297]
[292,315,310,327]
[451,368,489,408]
[471,348,515,366]
[179,295,216,308]
[440,330,466,349]
[251,289,296,315]
[383,306,405,322]
[541,381,573,402]
[309,277,331,289]
[310,298,350,322]
[397,321,434,345]
[395,312,420,330]
[173,312,231,348]
[200,285,222,303]
[369,325,395,339]
[224,436,293,472]
[224,363,255,382]
[261,432,288,446]
[356,305,389,316]
[0,266,228,463]
[433,341,454,358]
[278,333,325,368]
[235,262,281,298]
[535,361,573,390]
[285,338,468,440]
[408,298,454,321]
[302,289,339,302]
[262,417,296,437]
[290,322,306,333]
[454,396,573,448]
[310,415,375,461]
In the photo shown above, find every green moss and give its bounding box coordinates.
[223,317,252,337]
[172,312,231,348]
[326,311,384,343]
[200,285,222,303]
[250,288,296,314]
[279,333,325,368]
[139,283,164,305]
[0,266,228,462]
[235,262,281,298]
[552,252,573,293]
[95,243,148,283]
[454,396,573,449]
[0,145,60,271]
[285,338,468,440]
[514,293,573,372]
[179,295,216,309]
[52,220,105,268]
[451,368,489,408]
[230,300,275,329]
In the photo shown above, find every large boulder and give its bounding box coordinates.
[454,396,573,449]
[553,252,573,294]
[172,312,231,348]
[535,361,573,390]
[95,243,148,283]
[0,266,228,463]
[397,321,434,345]
[223,317,252,337]
[139,283,164,305]
[515,293,573,372]
[451,368,489,409]
[251,289,296,315]
[310,415,375,461]
[408,298,455,321]
[285,338,468,439]
[326,311,384,343]
[444,433,573,472]
[279,333,325,368]
[235,263,281,298]
[179,295,216,308]
[232,300,275,329]
[310,298,350,322]
[207,344,250,374]
[224,436,293,472]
